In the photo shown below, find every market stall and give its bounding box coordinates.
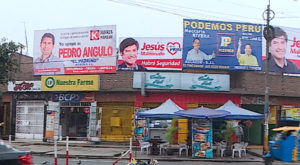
[174,107,229,159]
[135,99,184,142]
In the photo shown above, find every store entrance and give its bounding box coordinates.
[60,107,89,139]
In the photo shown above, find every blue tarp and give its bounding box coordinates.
[137,99,184,118]
[215,100,264,120]
[174,107,230,119]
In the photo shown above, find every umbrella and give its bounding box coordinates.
[215,100,264,120]
[137,99,184,118]
[174,106,230,119]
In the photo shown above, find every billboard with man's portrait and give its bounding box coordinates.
[118,37,182,71]
[183,19,263,71]
[262,26,300,74]
[33,25,116,75]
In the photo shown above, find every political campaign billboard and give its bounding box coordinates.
[33,25,116,75]
[183,19,262,71]
[118,37,182,70]
[262,26,300,74]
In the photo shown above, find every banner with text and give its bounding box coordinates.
[262,26,300,74]
[133,72,229,91]
[183,19,262,71]
[118,37,182,70]
[33,25,116,75]
[41,75,99,91]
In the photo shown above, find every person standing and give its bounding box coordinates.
[237,39,258,66]
[185,38,216,64]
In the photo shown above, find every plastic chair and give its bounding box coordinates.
[179,143,188,156]
[159,142,169,155]
[139,140,150,154]
[219,143,227,157]
[241,142,248,156]
[231,143,243,158]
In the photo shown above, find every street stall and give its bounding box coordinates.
[135,99,184,155]
[174,107,229,159]
[136,99,184,141]
[214,100,264,157]
[269,126,300,162]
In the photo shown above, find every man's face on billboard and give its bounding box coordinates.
[193,39,200,51]
[269,35,287,60]
[245,45,252,55]
[121,44,138,67]
[40,37,54,59]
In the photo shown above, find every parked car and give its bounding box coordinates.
[0,141,33,165]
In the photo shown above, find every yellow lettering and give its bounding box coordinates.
[184,21,190,28]
[236,24,242,31]
[205,22,211,30]
[191,21,197,28]
[248,25,254,32]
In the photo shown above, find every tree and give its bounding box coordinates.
[0,38,24,84]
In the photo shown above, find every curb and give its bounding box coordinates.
[31,152,264,162]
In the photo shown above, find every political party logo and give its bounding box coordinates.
[166,42,181,55]
[217,33,236,56]
[45,77,55,88]
[90,30,100,40]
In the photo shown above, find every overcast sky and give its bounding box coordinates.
[1,0,300,56]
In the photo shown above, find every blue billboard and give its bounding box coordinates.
[183,19,263,70]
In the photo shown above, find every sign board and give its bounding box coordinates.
[118,37,182,70]
[183,19,262,71]
[133,72,229,91]
[33,25,116,75]
[42,75,99,91]
[8,81,41,92]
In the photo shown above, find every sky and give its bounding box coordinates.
[1,0,300,56]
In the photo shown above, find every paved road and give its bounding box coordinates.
[33,155,295,165]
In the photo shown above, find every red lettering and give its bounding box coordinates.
[83,46,113,57]
[140,42,165,51]
[59,48,82,58]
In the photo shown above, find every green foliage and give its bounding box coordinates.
[165,118,179,144]
[0,38,23,84]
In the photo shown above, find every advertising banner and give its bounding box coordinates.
[41,75,99,91]
[118,37,182,70]
[8,81,41,92]
[33,25,116,75]
[51,93,95,102]
[183,19,262,71]
[262,26,300,74]
[133,72,229,91]
[281,105,300,121]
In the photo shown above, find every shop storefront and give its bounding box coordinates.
[42,75,101,141]
[45,93,99,141]
[8,81,46,140]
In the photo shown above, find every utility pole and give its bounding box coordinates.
[263,0,275,154]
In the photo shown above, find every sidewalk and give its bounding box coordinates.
[3,139,264,162]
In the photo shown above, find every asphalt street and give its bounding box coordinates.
[33,155,296,165]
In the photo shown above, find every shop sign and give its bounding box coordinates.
[52,93,95,102]
[281,105,300,121]
[133,72,229,91]
[42,75,99,91]
[8,81,41,92]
